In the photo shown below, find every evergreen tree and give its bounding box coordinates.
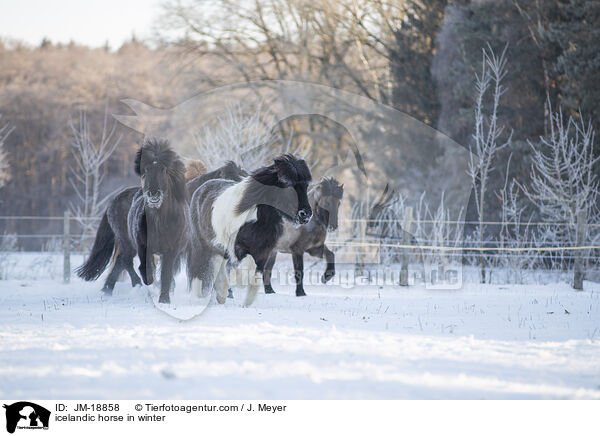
[390,0,448,127]
[547,1,600,134]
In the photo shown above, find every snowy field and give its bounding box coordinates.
[1,253,600,399]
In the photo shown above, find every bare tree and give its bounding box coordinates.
[522,100,598,288]
[0,114,16,278]
[0,114,14,190]
[468,44,512,283]
[157,0,404,102]
[497,155,539,283]
[194,103,310,171]
[68,103,122,247]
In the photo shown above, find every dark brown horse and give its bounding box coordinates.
[263,177,343,296]
[77,138,189,304]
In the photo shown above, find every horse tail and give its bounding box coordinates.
[76,212,115,281]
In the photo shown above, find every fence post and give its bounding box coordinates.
[63,210,71,284]
[573,211,586,290]
[400,207,413,286]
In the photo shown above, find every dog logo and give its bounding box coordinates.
[3,402,50,433]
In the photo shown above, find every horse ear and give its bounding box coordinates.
[273,158,293,185]
[134,148,142,176]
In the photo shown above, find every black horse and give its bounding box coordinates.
[77,138,189,304]
[263,178,343,296]
[187,154,312,306]
[187,160,248,195]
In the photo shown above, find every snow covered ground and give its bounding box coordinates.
[1,253,599,399]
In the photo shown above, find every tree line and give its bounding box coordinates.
[0,0,598,258]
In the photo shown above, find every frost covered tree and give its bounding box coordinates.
[497,155,539,283]
[523,101,598,289]
[69,104,121,246]
[194,103,310,171]
[468,45,512,283]
[0,114,14,190]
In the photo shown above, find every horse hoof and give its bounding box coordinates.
[227,289,234,299]
[101,287,113,296]
[321,271,335,283]
[216,294,226,304]
[158,294,170,304]
[296,289,307,297]
[264,287,276,294]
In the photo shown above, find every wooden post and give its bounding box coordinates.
[400,207,413,286]
[573,211,586,290]
[63,210,71,284]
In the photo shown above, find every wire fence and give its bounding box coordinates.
[1,213,598,286]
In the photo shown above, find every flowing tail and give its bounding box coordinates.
[76,212,115,281]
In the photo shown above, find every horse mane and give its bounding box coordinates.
[221,161,248,180]
[313,177,344,201]
[135,137,187,203]
[235,154,312,215]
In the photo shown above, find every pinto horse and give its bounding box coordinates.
[187,154,312,306]
[77,138,189,304]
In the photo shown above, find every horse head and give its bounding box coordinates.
[313,177,344,231]
[245,154,313,225]
[134,137,186,209]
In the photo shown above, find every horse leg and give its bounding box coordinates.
[137,241,154,286]
[292,252,306,297]
[123,252,142,287]
[158,253,176,304]
[262,252,277,294]
[188,237,212,298]
[224,263,234,299]
[101,253,126,295]
[170,254,182,295]
[322,245,336,283]
[137,214,154,286]
[240,255,260,307]
[214,257,229,304]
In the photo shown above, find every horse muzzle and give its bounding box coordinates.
[145,193,163,208]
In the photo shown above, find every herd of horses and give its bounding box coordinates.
[76,137,344,306]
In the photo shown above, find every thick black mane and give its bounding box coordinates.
[187,160,247,196]
[251,154,312,188]
[236,154,312,216]
[135,137,187,203]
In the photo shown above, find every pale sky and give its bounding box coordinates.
[0,0,162,49]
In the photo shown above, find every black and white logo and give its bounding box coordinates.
[3,402,50,434]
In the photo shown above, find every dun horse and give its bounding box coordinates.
[77,138,189,304]
[187,154,312,306]
[263,178,343,296]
